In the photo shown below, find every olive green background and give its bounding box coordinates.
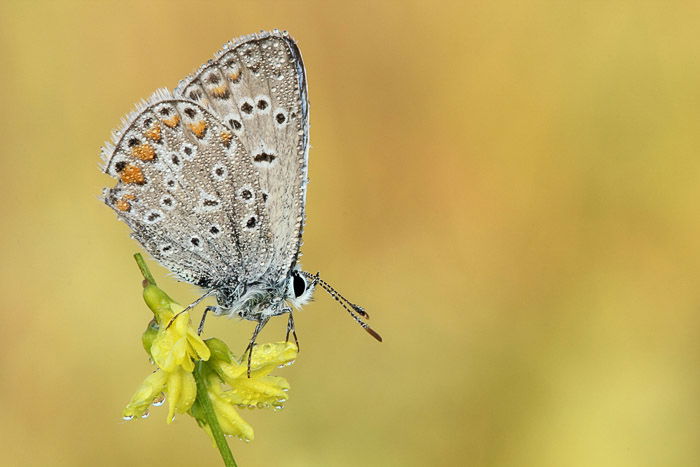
[2,1,700,466]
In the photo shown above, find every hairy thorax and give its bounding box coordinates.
[212,270,315,321]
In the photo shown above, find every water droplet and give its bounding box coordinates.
[122,415,135,421]
[152,393,166,406]
[141,410,150,419]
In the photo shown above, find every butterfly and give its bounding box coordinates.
[100,30,381,373]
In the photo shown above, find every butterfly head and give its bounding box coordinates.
[287,268,316,308]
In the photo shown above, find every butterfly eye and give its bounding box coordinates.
[292,272,306,298]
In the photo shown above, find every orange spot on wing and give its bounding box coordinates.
[115,199,131,212]
[123,194,137,200]
[187,120,208,139]
[163,115,180,128]
[211,85,230,99]
[131,143,156,161]
[228,71,241,82]
[220,131,232,147]
[120,164,145,184]
[144,123,162,142]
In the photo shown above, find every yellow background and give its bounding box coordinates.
[2,1,700,466]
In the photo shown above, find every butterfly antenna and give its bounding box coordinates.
[301,271,370,319]
[301,271,382,342]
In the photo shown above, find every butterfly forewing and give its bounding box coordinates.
[175,30,309,284]
[102,94,272,286]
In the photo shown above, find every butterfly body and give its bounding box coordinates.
[208,268,315,322]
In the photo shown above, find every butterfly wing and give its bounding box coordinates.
[174,30,309,285]
[101,90,272,287]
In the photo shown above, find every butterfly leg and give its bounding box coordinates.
[166,289,216,330]
[198,306,217,335]
[285,310,300,350]
[245,318,269,378]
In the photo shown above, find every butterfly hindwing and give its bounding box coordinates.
[102,92,272,286]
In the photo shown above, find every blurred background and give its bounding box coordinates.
[2,1,700,465]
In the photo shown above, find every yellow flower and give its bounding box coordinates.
[122,367,196,423]
[213,342,296,408]
[143,285,210,362]
[192,340,298,442]
[123,283,209,422]
[150,310,210,373]
[124,253,303,467]
[122,368,166,420]
[122,261,298,446]
[201,371,255,441]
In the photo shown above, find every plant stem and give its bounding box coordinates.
[194,362,238,467]
[134,253,157,286]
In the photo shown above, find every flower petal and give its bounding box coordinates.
[187,328,212,361]
[151,331,178,371]
[149,313,209,372]
[207,375,255,441]
[247,342,298,377]
[165,368,197,423]
[225,375,290,408]
[123,370,167,419]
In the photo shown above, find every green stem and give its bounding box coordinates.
[133,253,157,286]
[194,362,238,467]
